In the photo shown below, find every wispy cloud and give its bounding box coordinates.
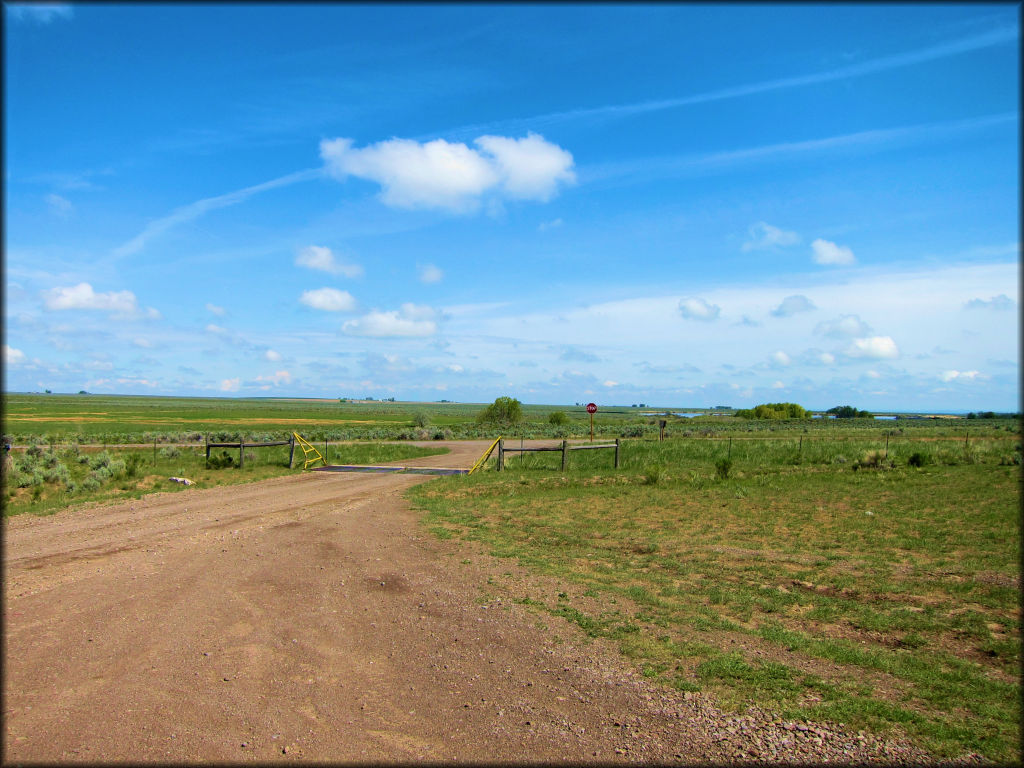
[964,294,1015,311]
[45,193,73,217]
[6,3,73,24]
[418,264,443,284]
[678,297,720,322]
[742,222,800,252]
[581,113,1016,187]
[444,24,1018,137]
[771,295,816,317]
[343,304,438,338]
[113,167,322,257]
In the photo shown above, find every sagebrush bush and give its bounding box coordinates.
[124,453,144,478]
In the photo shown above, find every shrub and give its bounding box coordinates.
[88,451,113,470]
[124,453,144,478]
[642,464,664,485]
[159,446,181,459]
[715,458,733,480]
[854,450,891,470]
[412,412,431,428]
[80,476,102,492]
[207,450,235,469]
[907,451,930,468]
[548,411,569,426]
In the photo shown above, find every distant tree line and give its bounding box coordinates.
[827,405,873,419]
[734,402,809,419]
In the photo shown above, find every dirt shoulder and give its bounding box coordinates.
[4,442,936,763]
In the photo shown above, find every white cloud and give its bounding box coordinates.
[474,133,576,201]
[343,303,438,338]
[42,282,139,314]
[812,238,856,265]
[206,303,226,316]
[5,345,26,365]
[845,336,900,359]
[964,294,1015,311]
[7,3,73,23]
[300,288,357,312]
[940,370,984,382]
[419,264,443,284]
[220,378,241,392]
[678,297,721,321]
[296,245,363,277]
[816,314,873,338]
[264,350,282,362]
[206,324,227,334]
[772,351,792,366]
[46,193,73,217]
[742,221,799,251]
[771,294,816,317]
[539,217,563,232]
[603,380,619,388]
[320,132,574,213]
[255,370,292,387]
[771,380,785,389]
[132,338,153,348]
[819,352,836,365]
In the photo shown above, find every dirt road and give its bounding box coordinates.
[4,441,934,763]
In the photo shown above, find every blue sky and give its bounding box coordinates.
[4,3,1020,411]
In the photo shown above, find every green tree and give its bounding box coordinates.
[477,396,523,425]
[735,402,810,419]
[827,405,872,419]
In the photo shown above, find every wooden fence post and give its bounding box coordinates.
[289,434,296,469]
[497,439,504,471]
[239,441,244,469]
[614,438,620,469]
[205,435,210,463]
[561,440,568,471]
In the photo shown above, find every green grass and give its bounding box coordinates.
[2,441,448,517]
[409,435,1021,763]
[5,392,1017,445]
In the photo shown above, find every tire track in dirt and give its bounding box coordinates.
[4,442,936,763]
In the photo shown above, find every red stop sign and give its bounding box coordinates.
[586,403,597,414]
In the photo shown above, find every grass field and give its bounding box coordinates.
[410,435,1021,763]
[4,394,1020,759]
[4,392,1011,444]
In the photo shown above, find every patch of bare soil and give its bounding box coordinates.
[3,441,948,763]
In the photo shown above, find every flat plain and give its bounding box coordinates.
[2,394,1019,762]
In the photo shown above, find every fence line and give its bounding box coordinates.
[496,438,620,471]
[206,434,295,469]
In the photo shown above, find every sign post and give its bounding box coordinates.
[586,402,597,442]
